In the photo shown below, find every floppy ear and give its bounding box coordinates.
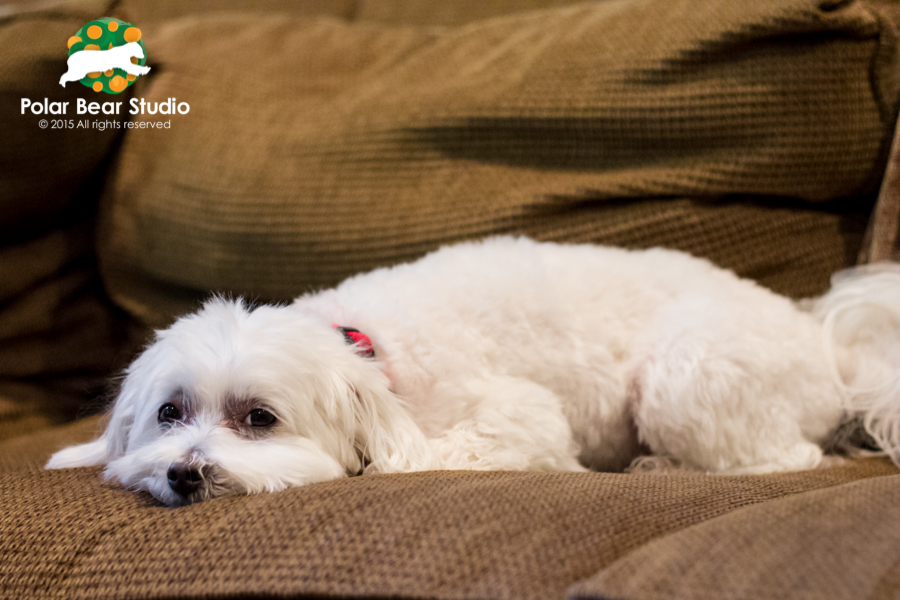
[349,371,438,474]
[45,325,180,471]
[44,344,155,473]
[44,437,110,469]
[44,385,136,470]
[44,412,131,469]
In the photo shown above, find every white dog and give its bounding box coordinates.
[46,237,900,506]
[59,41,150,87]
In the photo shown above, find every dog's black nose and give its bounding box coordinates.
[167,462,204,497]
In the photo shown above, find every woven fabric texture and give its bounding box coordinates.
[1,416,897,600]
[569,473,900,600]
[115,0,608,33]
[0,203,132,443]
[355,0,587,27]
[4,1,900,598]
[861,116,900,262]
[100,0,899,328]
[117,0,357,25]
[0,216,139,442]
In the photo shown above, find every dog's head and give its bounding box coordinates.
[123,41,145,59]
[46,297,434,506]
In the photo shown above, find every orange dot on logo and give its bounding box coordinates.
[87,25,102,39]
[123,27,141,43]
[108,21,119,32]
[67,35,82,49]
[92,81,103,92]
[126,74,136,82]
[84,44,100,51]
[109,75,127,92]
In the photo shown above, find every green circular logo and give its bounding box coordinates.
[64,18,147,94]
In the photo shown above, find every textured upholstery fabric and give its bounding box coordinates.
[4,1,900,598]
[117,0,357,25]
[99,0,899,328]
[569,473,900,600]
[355,0,587,27]
[862,116,900,262]
[1,416,897,600]
[0,211,134,442]
[115,0,606,30]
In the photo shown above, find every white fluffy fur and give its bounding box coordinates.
[46,237,900,506]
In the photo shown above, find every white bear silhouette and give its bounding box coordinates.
[60,41,150,87]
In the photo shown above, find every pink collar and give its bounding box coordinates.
[333,325,375,358]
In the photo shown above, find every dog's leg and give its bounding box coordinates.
[627,294,838,475]
[121,63,151,76]
[429,376,586,472]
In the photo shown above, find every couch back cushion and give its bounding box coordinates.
[99,0,900,327]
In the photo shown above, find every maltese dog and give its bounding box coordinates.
[46,237,900,506]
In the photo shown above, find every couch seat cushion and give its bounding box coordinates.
[1,417,897,599]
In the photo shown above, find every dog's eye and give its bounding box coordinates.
[246,408,276,427]
[158,403,181,424]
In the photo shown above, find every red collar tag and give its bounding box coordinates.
[333,326,375,358]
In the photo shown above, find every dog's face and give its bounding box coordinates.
[46,298,432,506]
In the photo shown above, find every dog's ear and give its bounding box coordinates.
[45,343,158,470]
[44,438,110,469]
[44,384,136,469]
[348,370,438,474]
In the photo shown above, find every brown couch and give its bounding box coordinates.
[3,0,900,598]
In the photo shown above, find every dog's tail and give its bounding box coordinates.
[810,263,900,463]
